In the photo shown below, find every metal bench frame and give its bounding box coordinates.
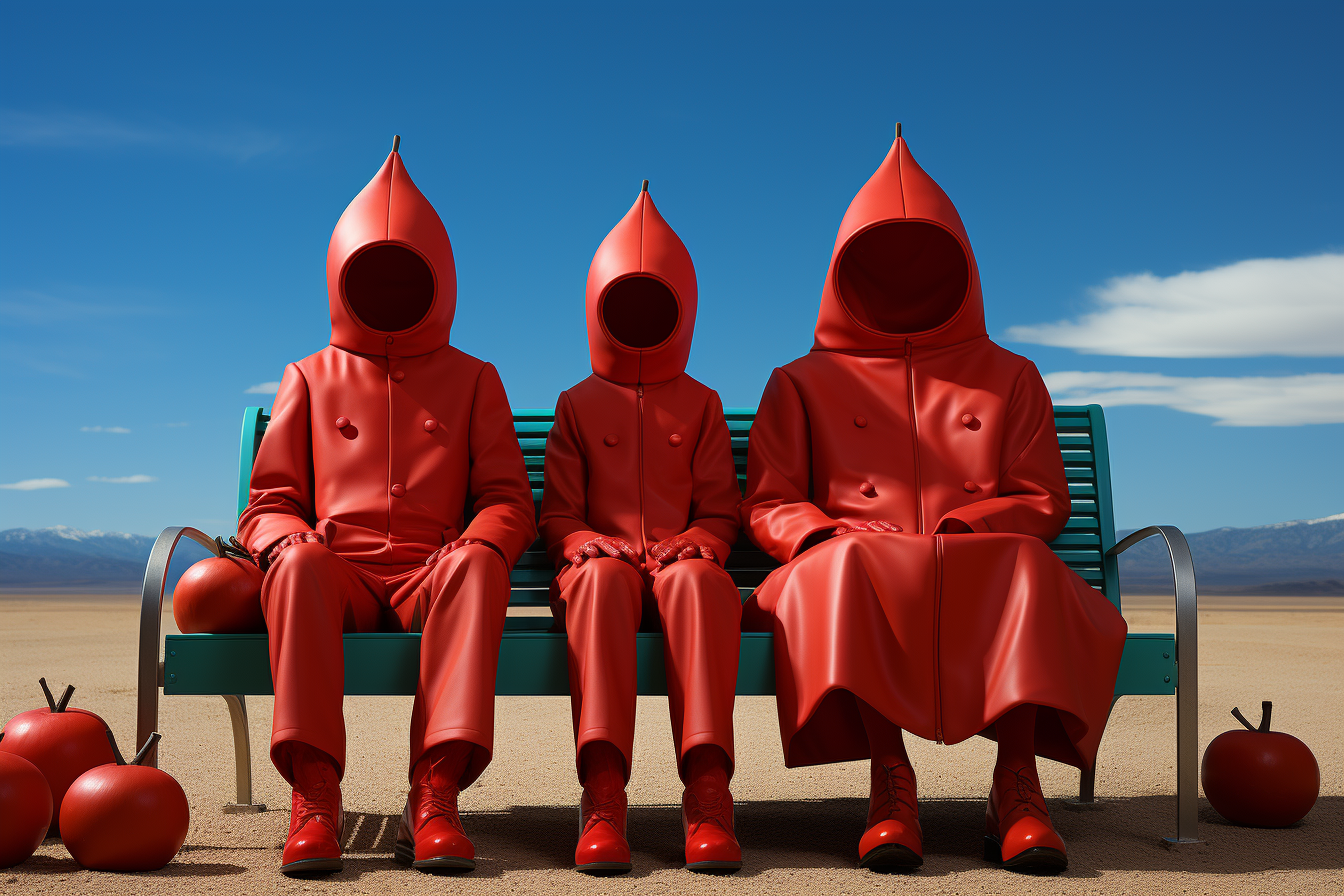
[136,404,1199,841]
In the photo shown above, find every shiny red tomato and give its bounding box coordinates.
[0,738,53,868]
[1202,701,1319,827]
[172,555,265,633]
[0,679,116,836]
[60,732,189,871]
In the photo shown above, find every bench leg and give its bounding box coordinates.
[221,694,266,813]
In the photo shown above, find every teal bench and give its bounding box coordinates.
[135,404,1199,843]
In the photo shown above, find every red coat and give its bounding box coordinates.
[741,133,1126,769]
[539,186,739,570]
[239,148,536,587]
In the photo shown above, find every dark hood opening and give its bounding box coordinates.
[343,243,435,334]
[600,275,680,349]
[837,220,970,336]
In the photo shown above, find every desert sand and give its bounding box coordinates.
[1,593,1340,895]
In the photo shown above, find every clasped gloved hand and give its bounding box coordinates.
[648,536,717,570]
[263,530,326,569]
[832,520,903,536]
[566,535,641,569]
[424,538,492,567]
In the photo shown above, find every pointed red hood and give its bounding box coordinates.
[814,128,985,353]
[326,140,456,357]
[585,184,697,385]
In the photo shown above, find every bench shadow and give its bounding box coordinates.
[12,853,247,877]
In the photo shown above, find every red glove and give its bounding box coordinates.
[262,530,325,569]
[566,535,641,569]
[424,538,494,567]
[648,536,717,570]
[832,520,904,536]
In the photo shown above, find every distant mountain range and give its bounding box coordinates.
[2,516,1342,594]
[1116,513,1344,594]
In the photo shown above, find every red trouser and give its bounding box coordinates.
[552,557,742,779]
[260,541,510,786]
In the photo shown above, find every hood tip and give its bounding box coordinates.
[641,179,649,193]
[895,122,902,141]
[392,134,401,153]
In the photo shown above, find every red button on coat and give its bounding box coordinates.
[855,415,868,428]
[964,481,978,492]
[335,416,350,429]
[604,434,619,447]
[961,414,975,426]
[391,483,406,497]
[423,419,437,432]
[859,481,876,497]
[385,336,394,345]
[669,433,683,447]
[392,370,405,382]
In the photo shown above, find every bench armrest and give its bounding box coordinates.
[1107,525,1200,843]
[137,526,221,767]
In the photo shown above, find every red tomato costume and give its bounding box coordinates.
[741,131,1127,872]
[539,184,743,873]
[238,142,535,875]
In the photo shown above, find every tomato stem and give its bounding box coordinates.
[56,685,75,713]
[39,677,56,712]
[131,732,162,766]
[1259,701,1272,732]
[105,728,127,765]
[1230,706,1256,731]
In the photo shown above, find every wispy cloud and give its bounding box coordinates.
[0,288,155,325]
[81,426,131,434]
[86,474,158,484]
[0,478,70,490]
[245,382,280,395]
[1043,371,1344,426]
[1007,253,1344,357]
[0,110,285,162]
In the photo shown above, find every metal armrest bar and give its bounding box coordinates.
[137,526,221,768]
[1108,525,1199,843]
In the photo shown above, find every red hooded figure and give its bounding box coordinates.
[238,139,536,876]
[740,130,1127,873]
[539,183,743,874]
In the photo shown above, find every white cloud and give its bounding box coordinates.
[86,475,158,484]
[0,478,70,490]
[1007,253,1344,357]
[80,425,131,434]
[0,110,284,161]
[1044,371,1344,426]
[245,382,280,395]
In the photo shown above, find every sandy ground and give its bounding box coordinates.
[1,593,1340,895]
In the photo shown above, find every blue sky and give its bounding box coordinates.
[1,2,1341,538]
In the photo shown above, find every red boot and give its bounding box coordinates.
[395,749,476,872]
[984,764,1067,873]
[576,787,631,874]
[683,774,741,872]
[858,760,922,870]
[280,751,344,876]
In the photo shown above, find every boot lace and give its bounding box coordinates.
[294,780,339,835]
[582,792,624,834]
[685,783,731,836]
[418,779,464,831]
[1001,766,1047,821]
[880,763,917,816]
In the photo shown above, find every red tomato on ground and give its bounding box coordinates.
[0,736,53,868]
[1202,701,1320,827]
[60,732,189,871]
[0,679,116,836]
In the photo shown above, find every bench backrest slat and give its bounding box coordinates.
[237,404,1121,611]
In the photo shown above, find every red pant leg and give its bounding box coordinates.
[552,557,643,778]
[392,544,512,787]
[650,559,742,771]
[259,542,383,779]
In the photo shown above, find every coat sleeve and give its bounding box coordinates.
[538,390,603,568]
[459,362,538,567]
[740,368,845,563]
[676,390,740,565]
[933,362,1070,541]
[238,363,319,557]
